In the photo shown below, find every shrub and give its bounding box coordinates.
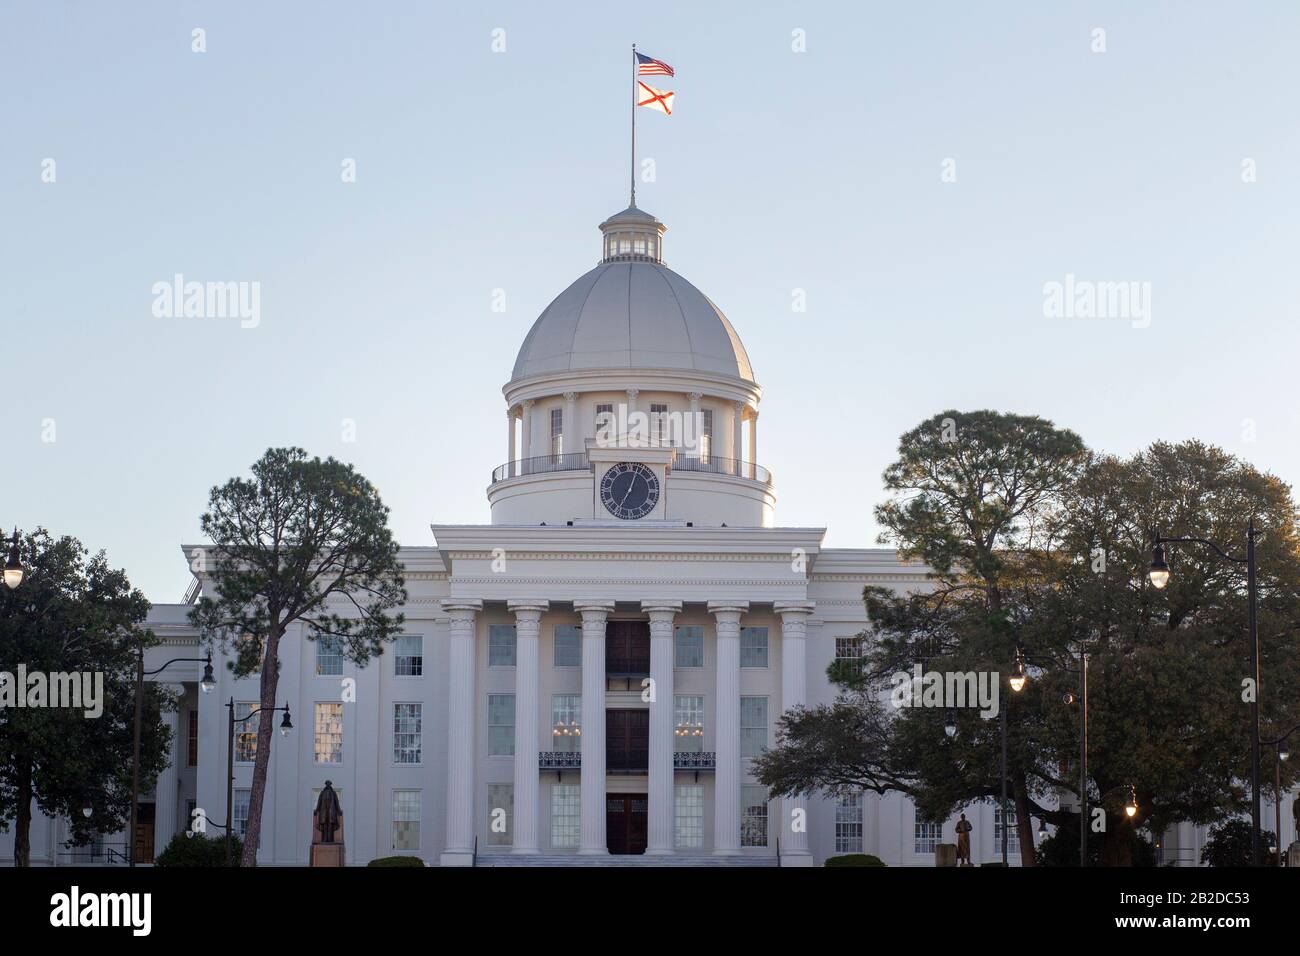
[824,853,886,867]
[155,832,242,867]
[367,855,426,867]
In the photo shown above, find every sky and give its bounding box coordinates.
[2,1,1298,602]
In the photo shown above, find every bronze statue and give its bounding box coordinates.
[315,781,342,844]
[955,812,973,865]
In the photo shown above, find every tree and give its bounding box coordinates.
[0,530,171,866]
[190,448,406,866]
[1200,819,1277,867]
[755,412,1300,866]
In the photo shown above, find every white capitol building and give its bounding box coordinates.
[3,202,1244,867]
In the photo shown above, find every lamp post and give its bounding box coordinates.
[1262,719,1300,866]
[1001,649,1029,866]
[128,650,215,866]
[1150,522,1263,865]
[3,528,24,589]
[225,697,292,867]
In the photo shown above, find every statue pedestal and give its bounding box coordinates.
[310,843,345,867]
[936,843,957,867]
[1287,841,1300,869]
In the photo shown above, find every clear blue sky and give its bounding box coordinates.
[3,2,1297,601]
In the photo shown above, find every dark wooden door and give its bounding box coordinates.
[605,620,650,676]
[606,709,649,773]
[606,794,648,855]
[133,803,156,863]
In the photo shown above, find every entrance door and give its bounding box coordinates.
[606,794,648,855]
[605,621,650,677]
[606,709,649,773]
[132,803,156,864]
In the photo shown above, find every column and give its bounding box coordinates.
[563,392,577,457]
[749,411,759,478]
[440,599,482,866]
[576,600,614,854]
[709,600,748,855]
[508,600,547,854]
[776,602,815,864]
[626,387,639,417]
[732,402,745,473]
[520,400,534,462]
[644,600,682,854]
[687,392,702,457]
[153,693,182,857]
[506,406,516,470]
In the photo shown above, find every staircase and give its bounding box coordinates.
[476,852,778,868]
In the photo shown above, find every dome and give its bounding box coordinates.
[510,206,755,383]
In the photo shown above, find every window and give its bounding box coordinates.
[595,403,615,444]
[675,784,704,849]
[487,783,514,847]
[393,703,422,764]
[650,403,668,444]
[550,408,563,455]
[551,694,581,753]
[233,789,250,838]
[316,636,344,676]
[674,696,704,753]
[836,792,864,853]
[489,625,517,667]
[835,635,865,669]
[740,627,768,667]
[740,696,768,758]
[675,626,703,668]
[741,786,769,847]
[314,703,343,764]
[395,635,422,676]
[488,694,515,756]
[554,624,581,667]
[551,784,580,849]
[187,710,198,767]
[392,790,420,851]
[915,817,942,854]
[995,806,1020,856]
[234,702,258,763]
[699,408,713,462]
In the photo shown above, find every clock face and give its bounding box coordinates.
[599,462,660,520]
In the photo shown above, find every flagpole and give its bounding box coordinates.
[630,42,637,207]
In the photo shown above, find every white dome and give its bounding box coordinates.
[510,208,754,383]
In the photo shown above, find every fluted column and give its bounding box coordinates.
[644,600,682,855]
[506,406,516,467]
[710,600,749,855]
[749,412,759,478]
[153,694,182,857]
[732,402,744,468]
[576,600,615,854]
[440,599,482,866]
[520,399,534,461]
[776,602,815,864]
[509,600,548,854]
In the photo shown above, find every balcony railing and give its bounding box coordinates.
[673,751,717,771]
[539,750,581,770]
[671,455,771,485]
[492,452,591,484]
[491,450,772,486]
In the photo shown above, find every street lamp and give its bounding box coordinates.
[1262,719,1300,866]
[129,648,215,867]
[1150,523,1263,865]
[4,528,24,589]
[225,697,293,867]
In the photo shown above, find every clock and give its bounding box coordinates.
[599,462,660,520]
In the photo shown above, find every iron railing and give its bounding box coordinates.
[673,751,717,771]
[491,451,772,486]
[539,751,582,770]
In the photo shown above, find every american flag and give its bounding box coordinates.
[636,52,674,77]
